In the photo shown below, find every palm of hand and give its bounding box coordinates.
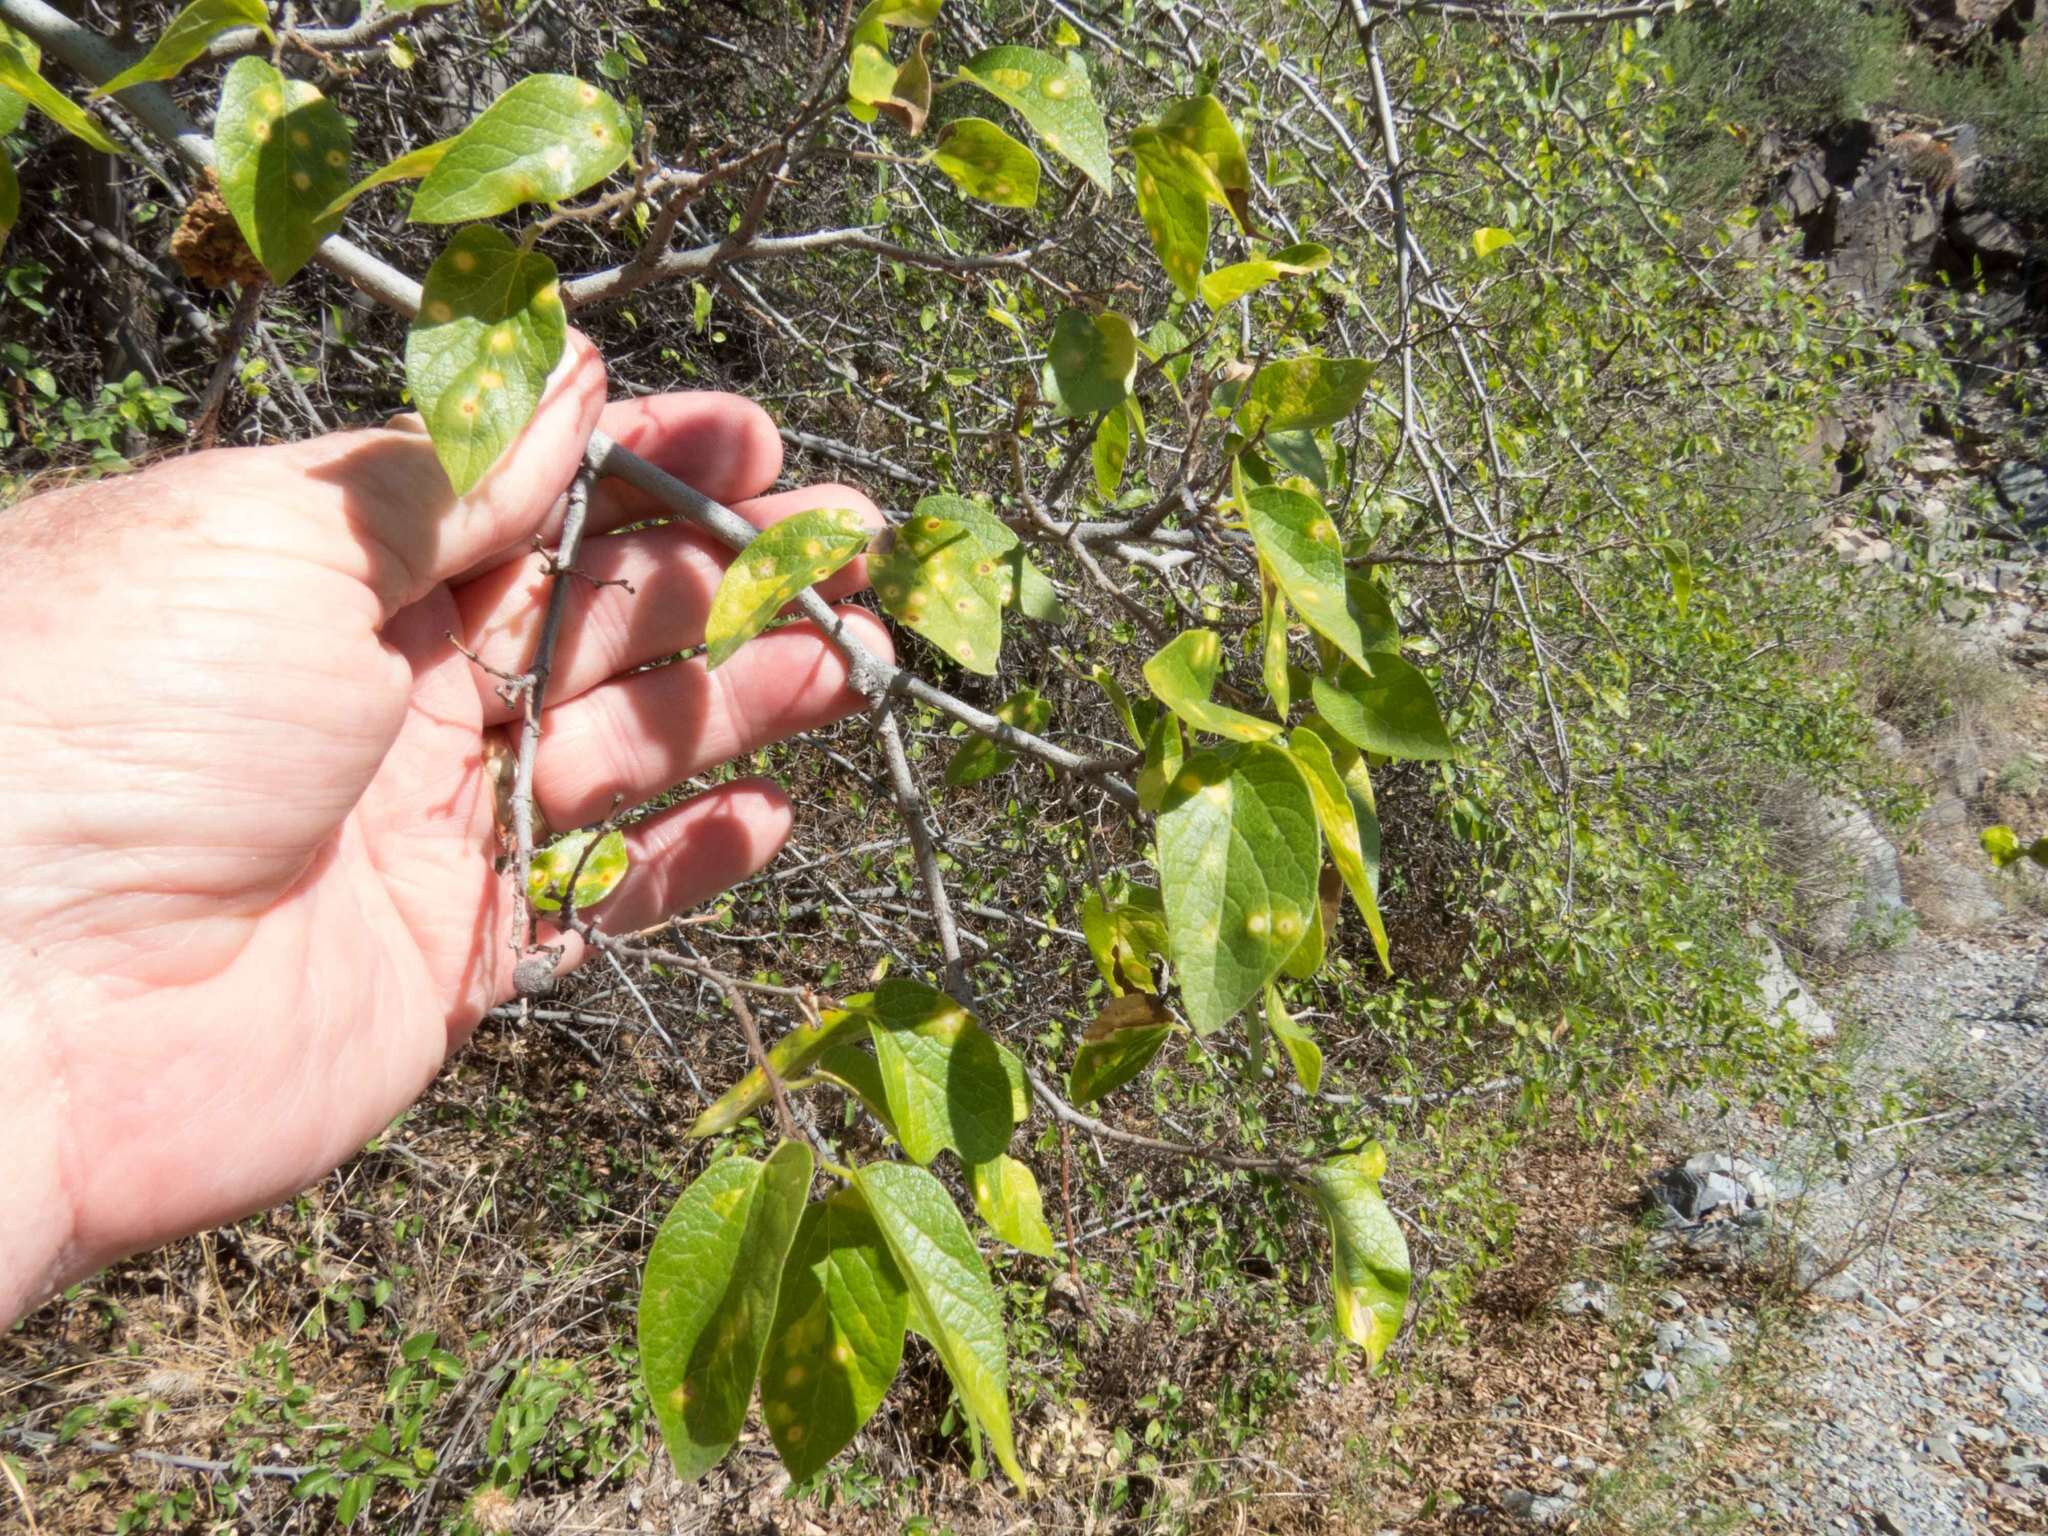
[0,343,890,1310]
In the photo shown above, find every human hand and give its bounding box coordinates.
[0,336,892,1323]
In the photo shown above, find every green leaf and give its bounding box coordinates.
[704,507,870,668]
[1136,703,1185,813]
[1259,572,1291,715]
[1048,308,1136,415]
[945,686,1051,787]
[0,31,118,153]
[813,1042,895,1130]
[1093,396,1132,499]
[1284,728,1390,972]
[1982,825,2021,868]
[1342,573,1402,656]
[1266,429,1328,494]
[0,26,30,137]
[1200,242,1331,307]
[1080,882,1168,994]
[100,0,272,94]
[1142,629,1281,743]
[1129,126,1208,299]
[639,1141,814,1480]
[955,45,1112,192]
[968,1154,1055,1257]
[1278,863,1326,979]
[851,1161,1026,1489]
[409,75,631,224]
[526,828,629,914]
[1151,95,1251,229]
[930,116,1039,207]
[1660,538,1694,617]
[1471,225,1515,258]
[1091,666,1144,748]
[214,58,351,282]
[318,138,453,220]
[1245,356,1373,433]
[864,978,1016,1166]
[871,513,1006,674]
[404,226,566,495]
[690,1006,870,1138]
[758,1189,908,1481]
[1311,656,1453,761]
[909,495,1063,625]
[1310,1146,1411,1364]
[0,152,16,252]
[1156,744,1321,1034]
[1067,993,1172,1104]
[1241,484,1381,669]
[1263,983,1322,1096]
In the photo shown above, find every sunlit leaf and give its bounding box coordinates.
[704,507,870,667]
[1245,355,1373,433]
[1136,703,1185,813]
[1241,484,1382,670]
[318,138,453,220]
[968,1154,1055,1257]
[1660,538,1693,617]
[1284,728,1390,972]
[931,116,1039,207]
[689,1005,869,1138]
[871,513,1006,674]
[1143,629,1281,743]
[956,45,1112,192]
[1471,225,1516,258]
[1130,126,1208,298]
[1080,882,1168,995]
[1151,94,1251,228]
[404,225,565,494]
[759,1189,908,1480]
[1048,308,1136,415]
[640,1141,814,1479]
[1263,983,1322,1096]
[1200,242,1331,307]
[526,827,629,914]
[100,0,272,94]
[1310,1146,1411,1364]
[864,978,1016,1166]
[409,74,631,223]
[0,29,118,153]
[1311,656,1453,761]
[851,1161,1027,1488]
[214,57,350,280]
[1156,744,1321,1033]
[1093,395,1132,498]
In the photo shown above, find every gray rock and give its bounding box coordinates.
[1753,929,1837,1041]
[1553,1280,1615,1318]
[1996,460,2048,531]
[1502,1489,1578,1527]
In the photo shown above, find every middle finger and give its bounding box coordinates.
[455,482,883,725]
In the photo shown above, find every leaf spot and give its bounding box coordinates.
[477,369,504,390]
[489,326,517,353]
[325,149,346,168]
[752,558,777,580]
[289,129,310,149]
[425,300,454,323]
[782,1365,806,1387]
[291,170,311,191]
[452,248,478,273]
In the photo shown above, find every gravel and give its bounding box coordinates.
[1690,923,2048,1533]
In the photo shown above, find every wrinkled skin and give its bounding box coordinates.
[0,338,892,1323]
